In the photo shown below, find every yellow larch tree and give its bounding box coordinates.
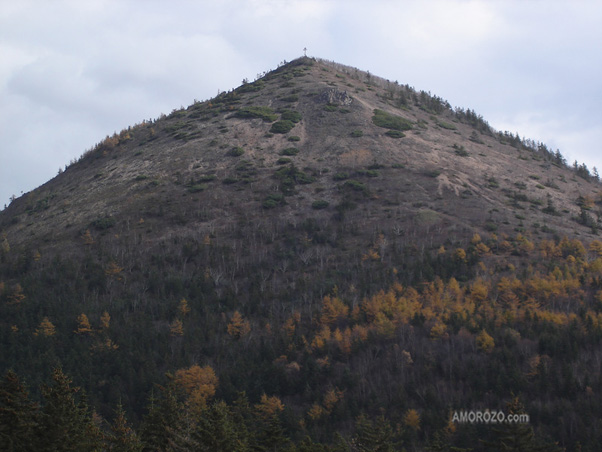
[283,316,297,339]
[307,403,325,421]
[476,242,491,255]
[590,240,602,258]
[74,313,93,335]
[174,365,218,411]
[311,325,331,351]
[539,239,561,259]
[227,310,251,339]
[178,298,191,317]
[430,319,448,340]
[81,229,95,245]
[105,261,123,280]
[323,388,344,414]
[469,279,489,304]
[454,248,467,262]
[320,295,349,326]
[34,317,56,337]
[404,409,421,432]
[100,311,111,330]
[255,394,285,419]
[7,283,26,305]
[170,319,184,337]
[476,329,495,353]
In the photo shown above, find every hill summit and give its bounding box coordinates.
[3,56,600,251]
[1,57,602,450]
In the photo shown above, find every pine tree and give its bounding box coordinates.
[36,367,103,451]
[0,370,38,452]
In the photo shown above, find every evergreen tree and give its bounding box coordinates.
[253,414,289,452]
[351,415,399,452]
[483,398,561,452]
[140,387,181,451]
[36,367,103,452]
[0,370,38,452]
[107,403,143,452]
[193,401,249,451]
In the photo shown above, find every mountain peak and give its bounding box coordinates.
[2,56,598,251]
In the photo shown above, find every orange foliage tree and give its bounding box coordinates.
[34,317,56,337]
[227,311,251,339]
[74,313,93,335]
[320,295,349,326]
[255,393,285,419]
[174,365,218,410]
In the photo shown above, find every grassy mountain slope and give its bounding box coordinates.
[1,57,602,450]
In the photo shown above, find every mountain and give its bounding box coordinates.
[1,56,601,450]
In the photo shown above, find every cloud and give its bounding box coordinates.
[1,0,601,208]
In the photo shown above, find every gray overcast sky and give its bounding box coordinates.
[1,0,601,209]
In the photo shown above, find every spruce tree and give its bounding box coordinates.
[36,367,103,452]
[0,370,39,452]
[193,401,249,451]
[351,415,398,452]
[107,403,143,452]
[140,387,181,451]
[483,397,561,452]
[254,414,289,451]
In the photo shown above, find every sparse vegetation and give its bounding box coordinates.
[281,94,299,102]
[453,144,469,156]
[487,177,499,188]
[233,106,278,122]
[262,193,285,208]
[311,199,330,209]
[187,184,207,193]
[333,172,350,181]
[343,179,368,193]
[90,216,116,230]
[385,130,405,138]
[437,120,457,130]
[372,109,413,131]
[279,110,302,123]
[270,120,295,134]
[227,146,245,157]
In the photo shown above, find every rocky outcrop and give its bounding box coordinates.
[319,88,353,106]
